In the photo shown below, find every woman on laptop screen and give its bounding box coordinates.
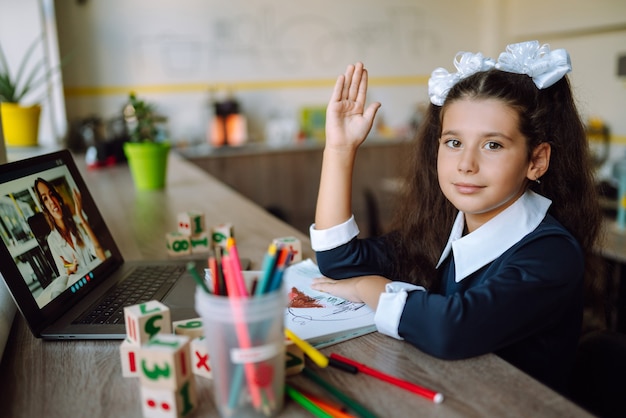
[34,178,106,278]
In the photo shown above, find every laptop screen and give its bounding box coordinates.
[0,151,121,320]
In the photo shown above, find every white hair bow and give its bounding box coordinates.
[495,41,571,89]
[428,52,495,106]
[427,41,572,106]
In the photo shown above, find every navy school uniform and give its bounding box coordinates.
[311,191,584,394]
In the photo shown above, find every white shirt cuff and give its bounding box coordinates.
[309,215,360,251]
[375,282,425,340]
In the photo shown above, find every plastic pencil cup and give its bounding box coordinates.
[195,286,286,417]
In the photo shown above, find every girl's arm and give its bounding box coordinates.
[315,62,380,229]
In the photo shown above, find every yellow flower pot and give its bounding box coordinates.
[1,103,41,147]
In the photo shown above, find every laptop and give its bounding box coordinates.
[0,149,223,340]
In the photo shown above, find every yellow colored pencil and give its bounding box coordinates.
[285,328,329,368]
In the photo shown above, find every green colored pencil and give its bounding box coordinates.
[302,367,378,418]
[285,384,333,418]
[187,261,210,294]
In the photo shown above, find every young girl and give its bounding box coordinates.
[309,41,603,394]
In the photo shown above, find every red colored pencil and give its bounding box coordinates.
[208,255,219,295]
[329,353,444,404]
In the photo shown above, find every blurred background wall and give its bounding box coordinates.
[1,0,625,177]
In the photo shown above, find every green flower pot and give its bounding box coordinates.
[123,142,170,190]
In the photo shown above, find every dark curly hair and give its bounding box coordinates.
[389,69,604,310]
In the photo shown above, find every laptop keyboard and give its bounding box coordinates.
[74,265,185,325]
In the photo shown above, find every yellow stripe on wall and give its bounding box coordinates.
[63,76,430,97]
[64,75,626,144]
[608,135,626,145]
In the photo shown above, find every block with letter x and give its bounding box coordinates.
[190,336,211,379]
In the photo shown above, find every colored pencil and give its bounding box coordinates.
[284,328,329,368]
[302,391,356,418]
[220,255,262,410]
[267,246,290,292]
[223,243,247,297]
[302,367,378,418]
[255,243,278,296]
[285,384,333,418]
[328,357,358,374]
[208,254,220,295]
[187,261,210,294]
[329,353,444,404]
[226,237,248,295]
[213,246,226,296]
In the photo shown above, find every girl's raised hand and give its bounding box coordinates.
[325,62,381,151]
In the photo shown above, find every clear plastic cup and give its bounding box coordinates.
[195,287,286,417]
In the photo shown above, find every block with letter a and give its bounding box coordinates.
[124,300,172,346]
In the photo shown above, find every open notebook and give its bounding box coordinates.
[283,259,377,348]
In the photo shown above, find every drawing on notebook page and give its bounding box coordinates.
[283,259,376,348]
[287,287,372,319]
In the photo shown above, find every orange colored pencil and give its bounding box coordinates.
[302,391,356,418]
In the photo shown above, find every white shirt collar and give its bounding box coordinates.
[435,190,552,282]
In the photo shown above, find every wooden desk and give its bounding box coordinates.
[0,152,591,417]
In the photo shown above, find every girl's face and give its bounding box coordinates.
[37,182,63,222]
[437,98,536,232]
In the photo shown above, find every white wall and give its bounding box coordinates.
[0,0,66,147]
[53,0,485,145]
[504,0,626,178]
[8,0,626,169]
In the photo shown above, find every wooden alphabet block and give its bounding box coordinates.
[120,337,141,377]
[273,236,302,262]
[166,232,191,256]
[124,300,172,346]
[284,339,305,376]
[211,223,233,248]
[172,318,204,339]
[190,337,211,379]
[189,233,210,254]
[177,211,205,236]
[140,377,197,418]
[138,334,192,390]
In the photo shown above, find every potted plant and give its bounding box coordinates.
[0,36,58,147]
[123,92,171,190]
